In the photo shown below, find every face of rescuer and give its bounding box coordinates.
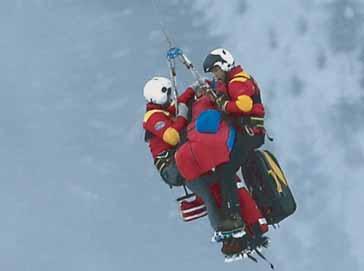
[211,66,227,83]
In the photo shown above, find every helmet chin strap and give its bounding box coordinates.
[159,94,173,109]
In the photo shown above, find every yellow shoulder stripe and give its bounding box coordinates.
[230,71,251,84]
[162,127,180,146]
[230,77,248,83]
[235,95,253,112]
[144,109,170,123]
[236,71,251,79]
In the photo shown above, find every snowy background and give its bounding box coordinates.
[1,0,363,270]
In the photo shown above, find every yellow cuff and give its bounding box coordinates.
[162,127,180,146]
[235,95,253,112]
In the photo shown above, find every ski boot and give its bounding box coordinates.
[212,214,245,242]
[248,235,270,253]
[223,236,271,264]
[223,226,271,264]
[244,235,274,269]
[247,223,270,253]
[222,235,250,263]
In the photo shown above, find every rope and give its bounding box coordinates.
[151,0,179,112]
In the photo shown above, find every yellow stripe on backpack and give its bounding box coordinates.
[262,151,288,193]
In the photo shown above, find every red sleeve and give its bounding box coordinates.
[177,87,195,104]
[143,112,174,139]
[172,116,188,131]
[166,87,195,115]
[143,112,187,139]
[166,104,177,115]
[225,79,256,115]
[229,80,256,98]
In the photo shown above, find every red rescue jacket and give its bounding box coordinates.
[215,65,265,134]
[175,94,235,181]
[143,88,194,159]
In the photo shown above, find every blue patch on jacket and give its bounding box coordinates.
[227,127,236,152]
[195,110,221,134]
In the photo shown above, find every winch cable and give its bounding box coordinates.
[151,0,179,113]
[151,1,217,100]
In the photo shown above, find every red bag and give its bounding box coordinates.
[178,195,207,222]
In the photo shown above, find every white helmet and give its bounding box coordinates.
[143,76,173,105]
[203,48,235,72]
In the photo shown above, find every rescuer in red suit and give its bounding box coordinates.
[174,81,253,241]
[201,48,267,254]
[174,85,268,258]
[143,76,234,232]
[143,76,268,259]
[143,76,194,187]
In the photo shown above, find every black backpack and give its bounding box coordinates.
[242,150,297,225]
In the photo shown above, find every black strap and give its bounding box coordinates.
[176,184,195,202]
[249,117,264,127]
[266,133,274,142]
[236,116,264,129]
[250,76,263,104]
[247,254,258,263]
[254,249,275,270]
[154,150,174,172]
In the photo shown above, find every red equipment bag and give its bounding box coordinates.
[178,195,207,222]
